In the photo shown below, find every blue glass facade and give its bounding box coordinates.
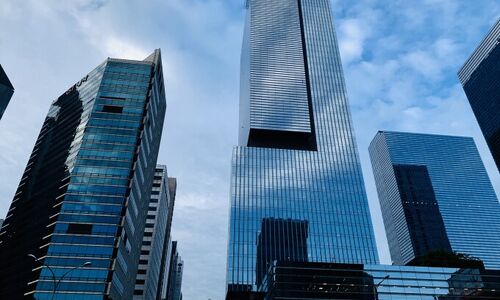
[0,50,166,299]
[0,64,14,120]
[369,131,500,268]
[227,0,379,293]
[459,19,500,172]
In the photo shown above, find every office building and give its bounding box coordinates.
[227,0,378,296]
[159,177,178,299]
[369,131,500,268]
[0,50,166,299]
[0,219,3,230]
[0,64,14,120]
[134,166,177,300]
[166,241,183,300]
[459,18,500,171]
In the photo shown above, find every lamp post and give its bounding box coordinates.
[373,275,389,300]
[28,254,91,300]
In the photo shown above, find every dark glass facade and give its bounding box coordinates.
[258,262,500,300]
[393,164,452,263]
[0,50,166,299]
[459,18,500,171]
[369,131,500,268]
[0,64,14,120]
[133,166,177,300]
[227,0,378,294]
[256,218,308,287]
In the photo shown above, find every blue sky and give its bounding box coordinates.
[0,0,499,299]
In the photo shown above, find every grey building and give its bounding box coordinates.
[0,64,14,120]
[459,18,500,171]
[166,241,183,300]
[227,0,378,296]
[369,131,500,268]
[0,50,166,299]
[134,166,177,300]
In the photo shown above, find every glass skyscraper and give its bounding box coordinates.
[459,18,500,172]
[134,165,177,300]
[0,50,166,299]
[369,131,500,268]
[227,0,378,294]
[0,64,14,120]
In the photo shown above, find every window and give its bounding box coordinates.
[134,290,144,295]
[102,105,123,114]
[67,223,92,235]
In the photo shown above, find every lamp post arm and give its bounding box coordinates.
[54,266,79,296]
[43,264,58,298]
[30,256,57,299]
[53,262,91,299]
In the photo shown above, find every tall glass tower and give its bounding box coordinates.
[227,0,379,294]
[0,50,166,299]
[369,131,500,268]
[459,18,500,172]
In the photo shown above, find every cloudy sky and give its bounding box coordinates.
[0,0,499,299]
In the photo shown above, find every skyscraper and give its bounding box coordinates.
[0,64,14,120]
[0,219,3,230]
[134,166,177,300]
[159,177,178,300]
[0,50,166,299]
[369,131,500,268]
[227,0,378,295]
[166,241,183,300]
[458,18,500,171]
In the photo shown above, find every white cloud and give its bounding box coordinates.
[338,19,366,64]
[103,37,149,60]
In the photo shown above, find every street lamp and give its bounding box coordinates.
[373,275,390,300]
[28,254,91,300]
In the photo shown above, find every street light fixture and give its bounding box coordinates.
[28,254,91,300]
[374,275,390,300]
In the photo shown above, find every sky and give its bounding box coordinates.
[0,0,499,299]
